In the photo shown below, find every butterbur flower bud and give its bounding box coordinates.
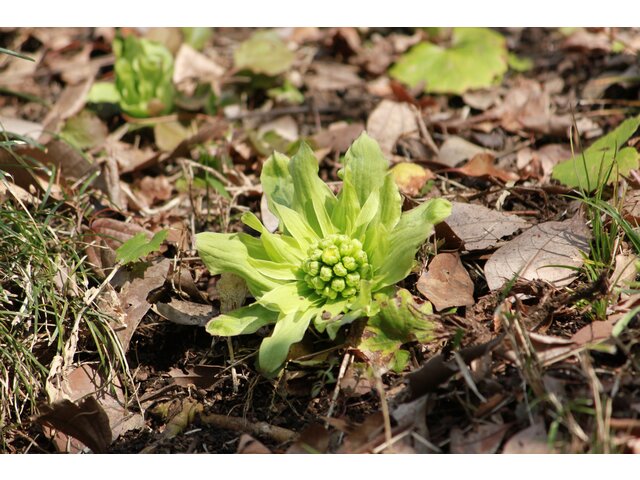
[331,278,346,292]
[321,245,341,265]
[333,262,348,277]
[319,266,333,282]
[346,272,360,287]
[354,250,368,266]
[342,256,357,271]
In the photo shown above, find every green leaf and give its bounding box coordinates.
[270,202,319,251]
[60,110,108,150]
[258,307,318,376]
[196,232,285,297]
[258,282,315,315]
[248,258,298,281]
[507,52,533,72]
[289,142,337,237]
[261,151,295,213]
[359,289,435,373]
[375,198,452,288]
[87,82,120,104]
[114,35,175,117]
[234,30,294,76]
[115,230,168,265]
[181,27,213,51]
[342,132,390,208]
[206,303,277,336]
[390,27,508,95]
[241,212,304,264]
[552,116,640,190]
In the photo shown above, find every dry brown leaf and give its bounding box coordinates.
[173,44,224,96]
[0,115,44,138]
[36,397,112,454]
[516,144,573,182]
[610,252,639,291]
[366,100,418,157]
[167,365,223,389]
[484,216,590,291]
[436,136,490,168]
[445,202,530,251]
[154,298,214,327]
[563,28,611,52]
[117,258,171,351]
[286,423,331,454]
[311,122,365,153]
[417,252,474,311]
[455,153,519,183]
[390,162,434,197]
[571,319,617,347]
[257,115,299,142]
[136,175,173,207]
[305,62,362,91]
[502,419,553,453]
[237,434,272,454]
[450,423,509,454]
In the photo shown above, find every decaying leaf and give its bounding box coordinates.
[366,100,418,157]
[484,216,590,291]
[417,252,474,311]
[436,136,492,168]
[450,422,510,454]
[502,419,553,453]
[234,30,294,76]
[155,298,215,327]
[312,122,365,153]
[454,153,519,183]
[445,202,530,251]
[390,162,433,196]
[237,434,272,454]
[305,62,362,91]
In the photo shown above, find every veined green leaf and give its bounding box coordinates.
[271,202,319,251]
[261,151,295,212]
[248,258,298,281]
[258,282,314,315]
[241,212,304,263]
[258,307,318,376]
[342,132,390,207]
[375,198,452,288]
[378,173,403,231]
[290,142,337,237]
[196,232,284,297]
[352,191,380,241]
[206,303,277,336]
[331,177,360,234]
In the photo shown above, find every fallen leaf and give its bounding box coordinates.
[390,28,508,94]
[36,397,112,454]
[450,423,509,454]
[436,136,491,168]
[366,100,418,157]
[60,110,108,150]
[462,88,501,111]
[563,28,611,52]
[173,43,224,96]
[237,434,272,454]
[417,252,474,311]
[167,365,222,389]
[445,202,530,251]
[117,258,171,351]
[484,216,591,291]
[552,115,640,189]
[257,115,299,142]
[154,120,198,152]
[155,298,214,327]
[610,252,639,291]
[571,318,617,347]
[0,115,44,138]
[136,175,173,207]
[286,423,331,454]
[502,419,553,453]
[516,144,573,183]
[234,30,294,76]
[311,122,365,153]
[339,362,374,398]
[455,153,519,182]
[305,62,362,91]
[390,162,433,196]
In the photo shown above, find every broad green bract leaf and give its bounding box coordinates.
[390,27,508,94]
[196,132,451,376]
[234,30,294,76]
[552,116,640,190]
[116,230,168,265]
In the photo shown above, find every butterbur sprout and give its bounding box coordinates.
[197,133,451,376]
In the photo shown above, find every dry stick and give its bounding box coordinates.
[326,352,352,421]
[581,353,609,452]
[412,105,439,155]
[373,368,392,446]
[198,413,296,444]
[226,337,239,394]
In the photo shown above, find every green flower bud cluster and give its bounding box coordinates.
[301,234,370,300]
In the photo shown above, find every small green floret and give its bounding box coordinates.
[302,234,370,300]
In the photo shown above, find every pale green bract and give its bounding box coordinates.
[196,133,451,376]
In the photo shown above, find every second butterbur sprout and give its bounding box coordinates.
[302,234,369,300]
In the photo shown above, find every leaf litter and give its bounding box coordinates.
[3,27,640,454]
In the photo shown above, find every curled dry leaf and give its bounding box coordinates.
[155,298,215,327]
[305,62,362,91]
[237,434,272,454]
[436,136,493,167]
[417,252,474,311]
[484,216,590,291]
[366,99,418,157]
[173,43,224,96]
[390,162,434,197]
[311,122,365,153]
[445,202,530,251]
[454,153,519,183]
[450,423,510,454]
[502,419,553,453]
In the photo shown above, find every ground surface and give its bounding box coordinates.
[1,27,640,454]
